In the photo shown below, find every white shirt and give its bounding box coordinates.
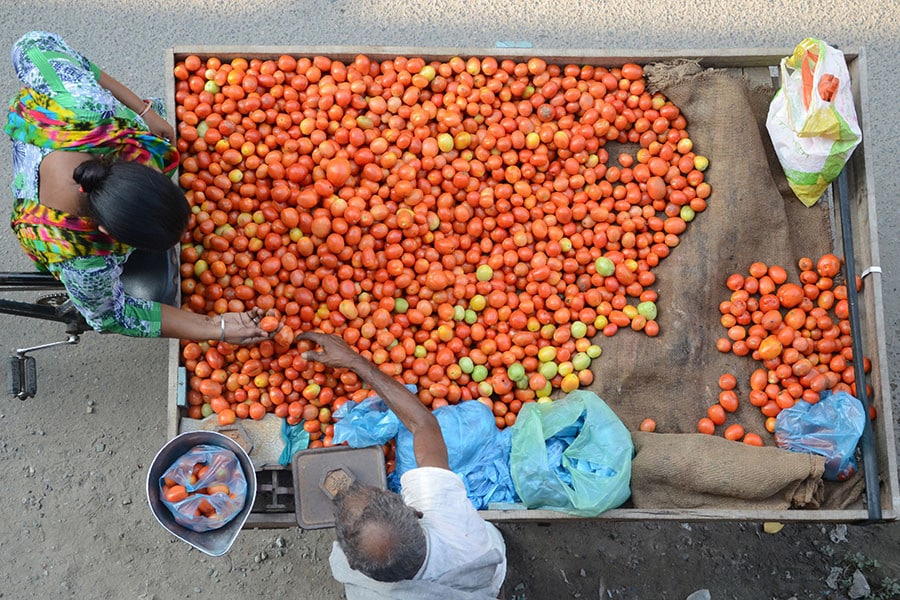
[402,467,507,595]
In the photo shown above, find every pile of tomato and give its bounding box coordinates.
[173,52,712,442]
[698,254,872,444]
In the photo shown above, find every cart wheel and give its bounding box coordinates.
[36,293,70,308]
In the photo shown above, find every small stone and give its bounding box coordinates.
[275,536,285,548]
[121,498,131,506]
[829,524,848,544]
[847,570,870,599]
[686,591,711,600]
[94,442,105,453]
[86,406,93,414]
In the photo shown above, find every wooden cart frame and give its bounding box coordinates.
[165,46,898,525]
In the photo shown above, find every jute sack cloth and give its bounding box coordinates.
[584,65,863,510]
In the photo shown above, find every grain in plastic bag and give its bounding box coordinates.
[159,444,248,532]
[765,38,861,206]
[509,390,633,516]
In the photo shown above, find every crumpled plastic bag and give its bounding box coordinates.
[765,37,862,206]
[332,389,518,508]
[774,391,865,481]
[392,400,518,508]
[159,444,248,532]
[509,390,633,516]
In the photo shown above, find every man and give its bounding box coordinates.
[298,331,507,599]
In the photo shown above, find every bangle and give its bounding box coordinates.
[137,100,152,118]
[219,315,226,342]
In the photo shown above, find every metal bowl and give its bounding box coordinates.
[146,431,257,556]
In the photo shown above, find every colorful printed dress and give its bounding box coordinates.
[5,31,179,336]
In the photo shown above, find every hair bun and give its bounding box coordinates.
[72,156,113,194]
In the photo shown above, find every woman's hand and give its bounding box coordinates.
[144,110,175,141]
[220,308,273,345]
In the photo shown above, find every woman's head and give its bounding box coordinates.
[73,157,189,250]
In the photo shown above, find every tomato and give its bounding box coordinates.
[164,484,188,503]
[723,424,745,441]
[638,418,657,432]
[816,253,841,278]
[175,54,714,429]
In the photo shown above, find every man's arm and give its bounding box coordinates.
[297,331,450,470]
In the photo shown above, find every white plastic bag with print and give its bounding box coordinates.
[765,38,862,207]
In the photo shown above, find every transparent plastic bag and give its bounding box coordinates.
[774,391,865,481]
[509,391,633,516]
[159,444,248,532]
[765,38,862,206]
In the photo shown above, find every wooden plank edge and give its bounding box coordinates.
[851,48,900,517]
[168,45,857,69]
[478,506,896,523]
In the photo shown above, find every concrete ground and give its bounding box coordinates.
[0,2,898,599]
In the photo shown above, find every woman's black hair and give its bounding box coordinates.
[73,157,190,251]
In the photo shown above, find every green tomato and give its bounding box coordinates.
[464,309,478,325]
[393,298,409,314]
[572,352,591,371]
[477,381,494,397]
[694,155,709,171]
[595,256,615,277]
[570,321,588,339]
[537,345,557,363]
[458,356,474,374]
[507,362,526,382]
[539,361,558,380]
[201,402,214,418]
[476,265,493,282]
[680,206,696,222]
[536,381,553,398]
[637,301,658,321]
[453,305,466,321]
[414,345,427,358]
[586,344,603,359]
[471,365,488,383]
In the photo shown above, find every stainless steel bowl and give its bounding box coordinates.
[146,430,257,556]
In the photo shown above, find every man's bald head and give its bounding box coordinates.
[333,482,426,582]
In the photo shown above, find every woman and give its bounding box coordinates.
[5,31,269,345]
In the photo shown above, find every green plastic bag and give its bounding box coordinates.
[509,390,633,516]
[765,38,862,206]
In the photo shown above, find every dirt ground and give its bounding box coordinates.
[2,2,900,600]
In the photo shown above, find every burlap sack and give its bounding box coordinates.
[583,67,863,509]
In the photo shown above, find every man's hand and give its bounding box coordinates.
[297,330,363,369]
[298,330,449,470]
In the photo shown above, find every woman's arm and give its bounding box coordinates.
[97,71,175,140]
[58,255,271,344]
[160,304,272,345]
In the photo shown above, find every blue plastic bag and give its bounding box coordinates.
[332,391,405,447]
[774,391,865,480]
[332,389,517,508]
[391,400,518,508]
[509,391,633,516]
